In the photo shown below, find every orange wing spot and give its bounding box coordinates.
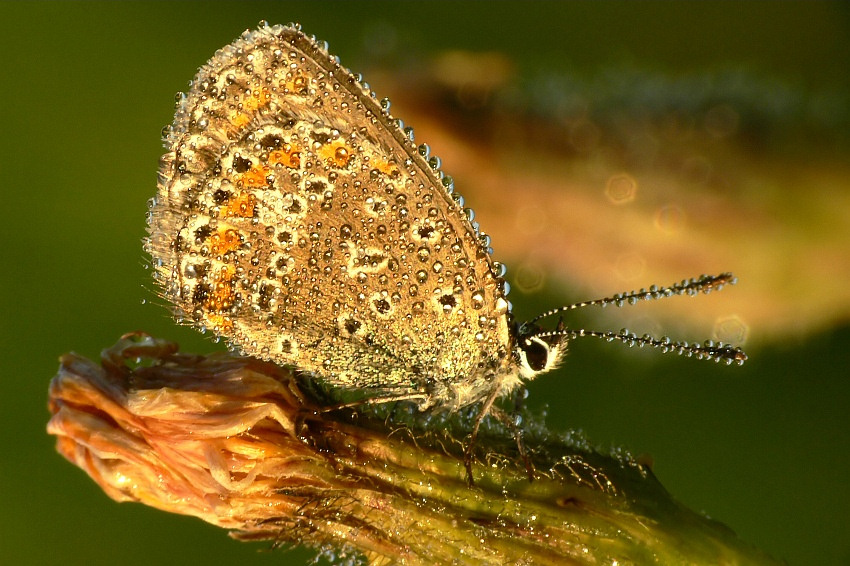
[285,74,310,96]
[205,313,233,333]
[372,157,401,178]
[318,140,355,168]
[228,88,271,130]
[205,266,236,312]
[224,193,257,218]
[208,228,242,255]
[236,163,271,188]
[269,142,301,168]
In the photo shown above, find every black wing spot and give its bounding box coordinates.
[232,154,252,173]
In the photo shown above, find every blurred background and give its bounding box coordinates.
[2,2,848,564]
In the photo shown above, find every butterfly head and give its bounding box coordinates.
[514,320,571,381]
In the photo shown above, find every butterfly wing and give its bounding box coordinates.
[146,24,514,407]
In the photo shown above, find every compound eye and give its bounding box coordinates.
[523,338,549,371]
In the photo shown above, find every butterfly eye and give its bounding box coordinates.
[522,337,550,372]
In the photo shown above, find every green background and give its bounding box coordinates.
[2,2,848,565]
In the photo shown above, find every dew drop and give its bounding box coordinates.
[471,291,485,309]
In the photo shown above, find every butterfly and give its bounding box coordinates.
[146,22,746,481]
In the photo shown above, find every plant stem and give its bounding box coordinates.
[47,333,779,565]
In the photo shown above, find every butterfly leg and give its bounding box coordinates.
[490,388,535,482]
[463,381,503,486]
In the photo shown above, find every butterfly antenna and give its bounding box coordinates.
[532,327,747,365]
[526,273,738,327]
